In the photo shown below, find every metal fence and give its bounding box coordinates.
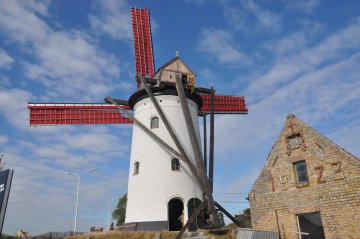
[31,231,83,239]
[234,228,279,239]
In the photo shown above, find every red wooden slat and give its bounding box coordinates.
[28,104,132,126]
[131,7,155,82]
[27,94,247,126]
[199,94,248,113]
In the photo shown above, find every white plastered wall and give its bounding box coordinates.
[125,94,204,224]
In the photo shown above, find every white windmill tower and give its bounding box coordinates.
[124,54,204,231]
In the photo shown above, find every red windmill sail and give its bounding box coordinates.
[28,95,247,126]
[131,7,155,88]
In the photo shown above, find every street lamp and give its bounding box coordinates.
[107,196,118,231]
[65,168,97,234]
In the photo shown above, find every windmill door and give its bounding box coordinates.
[168,198,184,231]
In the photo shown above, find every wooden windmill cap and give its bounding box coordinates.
[128,85,203,110]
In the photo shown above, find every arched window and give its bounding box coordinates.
[171,158,180,171]
[134,162,140,175]
[150,116,159,129]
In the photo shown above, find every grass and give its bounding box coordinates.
[65,229,236,239]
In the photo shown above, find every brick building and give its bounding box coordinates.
[249,114,359,239]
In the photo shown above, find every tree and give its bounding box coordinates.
[112,194,127,226]
[234,208,252,228]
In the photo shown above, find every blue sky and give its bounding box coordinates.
[0,0,359,235]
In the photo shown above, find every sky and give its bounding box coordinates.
[0,0,359,235]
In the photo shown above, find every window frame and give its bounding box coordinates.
[171,158,181,171]
[288,133,302,150]
[293,160,309,187]
[150,116,159,129]
[134,161,140,175]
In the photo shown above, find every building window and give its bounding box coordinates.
[151,116,159,129]
[297,212,325,239]
[171,158,180,171]
[294,160,309,185]
[134,162,140,175]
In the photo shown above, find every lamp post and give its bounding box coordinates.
[107,196,118,231]
[108,199,112,231]
[65,168,97,234]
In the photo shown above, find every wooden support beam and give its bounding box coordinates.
[175,200,207,239]
[175,75,220,229]
[138,76,203,187]
[209,87,215,192]
[105,96,207,195]
[203,114,207,173]
[214,201,241,228]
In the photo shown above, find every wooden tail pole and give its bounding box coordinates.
[203,113,207,173]
[214,201,241,228]
[175,75,220,229]
[175,200,207,239]
[209,87,215,192]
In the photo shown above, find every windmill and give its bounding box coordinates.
[28,7,248,236]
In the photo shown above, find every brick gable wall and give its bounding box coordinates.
[249,114,360,239]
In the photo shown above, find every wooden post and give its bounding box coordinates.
[175,200,207,239]
[203,113,207,173]
[209,87,215,192]
[214,201,241,228]
[175,75,220,229]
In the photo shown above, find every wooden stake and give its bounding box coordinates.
[203,113,207,173]
[209,87,215,192]
[105,96,207,195]
[175,200,207,239]
[175,75,220,229]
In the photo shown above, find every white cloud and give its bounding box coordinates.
[264,32,308,57]
[184,0,205,4]
[0,89,33,130]
[0,135,8,145]
[89,0,132,41]
[3,135,129,234]
[221,0,282,32]
[214,51,360,163]
[198,29,250,66]
[246,17,360,101]
[0,48,14,69]
[243,0,282,32]
[0,75,11,87]
[327,120,360,157]
[4,126,129,235]
[0,0,51,44]
[286,0,320,13]
[0,0,124,101]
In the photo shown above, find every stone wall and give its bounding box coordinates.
[249,114,360,239]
